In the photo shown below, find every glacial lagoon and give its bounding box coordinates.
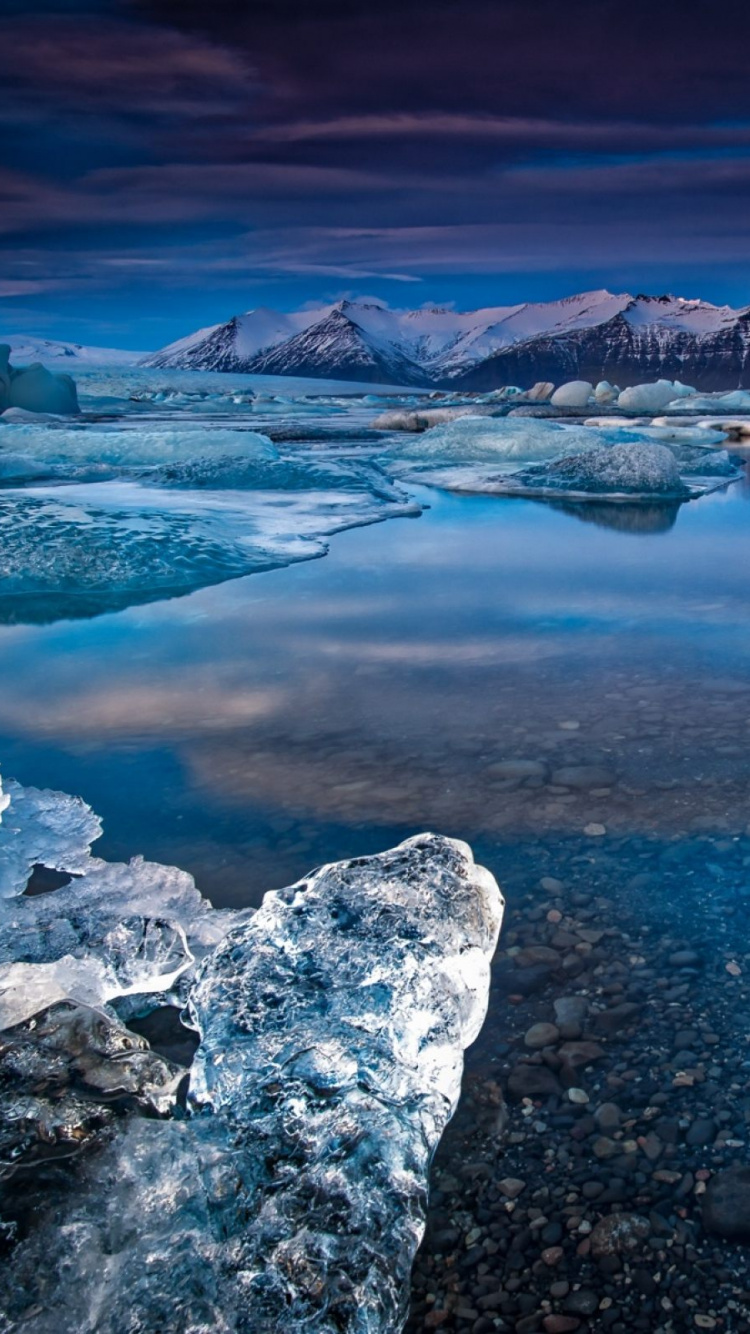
[2,369,750,1331]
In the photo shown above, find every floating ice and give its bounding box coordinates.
[386,415,606,468]
[0,774,502,1334]
[617,380,695,413]
[0,423,277,469]
[0,346,79,416]
[0,464,419,624]
[371,405,496,432]
[594,381,619,404]
[550,380,593,408]
[669,389,750,413]
[0,778,242,1029]
[484,442,687,497]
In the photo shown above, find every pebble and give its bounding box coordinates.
[498,1177,526,1199]
[524,1022,560,1049]
[567,1088,589,1104]
[583,823,606,836]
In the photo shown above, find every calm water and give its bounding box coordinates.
[1,479,749,909]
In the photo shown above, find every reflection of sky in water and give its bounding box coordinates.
[0,484,749,907]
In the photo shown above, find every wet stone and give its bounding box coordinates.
[525,1022,561,1049]
[702,1168,750,1240]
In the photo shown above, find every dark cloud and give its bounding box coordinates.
[2,0,750,343]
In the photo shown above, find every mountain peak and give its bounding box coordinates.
[143,289,750,390]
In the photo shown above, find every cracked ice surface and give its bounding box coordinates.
[0,775,503,1333]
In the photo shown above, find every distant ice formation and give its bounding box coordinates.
[617,380,696,413]
[0,345,79,416]
[550,380,594,408]
[443,441,695,502]
[0,772,503,1333]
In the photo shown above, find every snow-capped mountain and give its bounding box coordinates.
[2,337,145,366]
[143,291,750,389]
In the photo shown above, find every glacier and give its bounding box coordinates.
[0,772,503,1334]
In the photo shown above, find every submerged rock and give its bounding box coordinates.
[0,775,503,1333]
[702,1168,750,1240]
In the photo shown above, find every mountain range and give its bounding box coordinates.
[142,290,750,391]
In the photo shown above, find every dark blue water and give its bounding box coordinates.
[1,481,749,908]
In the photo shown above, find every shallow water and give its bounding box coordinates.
[1,474,749,910]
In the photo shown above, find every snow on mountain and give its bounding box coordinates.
[2,337,145,366]
[144,291,750,390]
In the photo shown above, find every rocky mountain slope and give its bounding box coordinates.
[144,291,750,390]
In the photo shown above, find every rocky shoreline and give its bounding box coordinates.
[407,837,750,1334]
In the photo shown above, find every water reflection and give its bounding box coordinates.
[548,499,681,533]
[0,486,748,906]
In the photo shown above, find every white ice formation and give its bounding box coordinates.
[385,416,606,467]
[0,346,79,416]
[616,380,695,413]
[0,773,503,1333]
[455,441,691,501]
[550,380,594,408]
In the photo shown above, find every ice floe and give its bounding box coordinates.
[616,380,696,413]
[431,441,735,504]
[0,774,502,1333]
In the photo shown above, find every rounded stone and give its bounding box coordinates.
[524,1022,561,1049]
[589,1213,651,1257]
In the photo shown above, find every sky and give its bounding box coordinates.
[3,0,750,348]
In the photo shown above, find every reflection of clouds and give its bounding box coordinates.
[0,682,285,740]
[288,634,569,666]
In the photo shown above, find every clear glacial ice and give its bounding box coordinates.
[0,771,503,1334]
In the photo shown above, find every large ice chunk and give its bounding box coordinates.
[617,380,695,413]
[0,771,503,1334]
[550,380,593,407]
[474,441,689,498]
[386,415,606,468]
[371,405,496,432]
[0,348,80,416]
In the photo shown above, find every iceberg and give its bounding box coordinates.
[617,380,695,413]
[440,442,705,502]
[0,774,503,1333]
[385,415,607,468]
[0,346,79,416]
[550,380,593,408]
